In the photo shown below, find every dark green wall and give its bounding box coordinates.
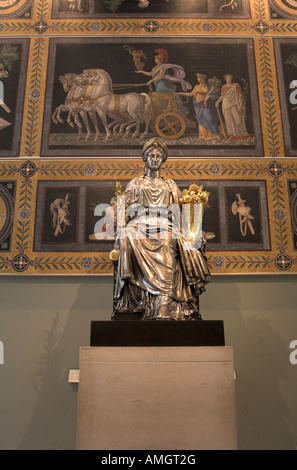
[0,274,297,449]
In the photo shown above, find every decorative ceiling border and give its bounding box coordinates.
[0,157,296,275]
[0,0,296,37]
[17,35,284,159]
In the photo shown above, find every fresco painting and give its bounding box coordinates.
[42,39,260,157]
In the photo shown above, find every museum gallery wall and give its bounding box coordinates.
[1,0,297,275]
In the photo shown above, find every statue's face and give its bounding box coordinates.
[146,146,164,172]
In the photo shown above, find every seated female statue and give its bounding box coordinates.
[113,137,210,320]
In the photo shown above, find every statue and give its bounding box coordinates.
[110,137,210,321]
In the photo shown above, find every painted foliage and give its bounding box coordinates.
[0,158,296,275]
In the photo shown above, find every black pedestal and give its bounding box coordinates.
[90,320,225,347]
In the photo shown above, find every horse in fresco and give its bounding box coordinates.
[81,68,152,143]
[52,73,101,142]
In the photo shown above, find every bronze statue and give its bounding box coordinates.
[111,137,210,321]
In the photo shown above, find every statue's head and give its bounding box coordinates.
[142,138,168,166]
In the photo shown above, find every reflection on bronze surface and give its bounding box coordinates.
[113,137,210,321]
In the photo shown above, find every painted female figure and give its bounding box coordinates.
[215,74,251,140]
[178,73,221,141]
[112,137,210,321]
[135,48,192,117]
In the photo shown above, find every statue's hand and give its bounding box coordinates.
[113,237,120,251]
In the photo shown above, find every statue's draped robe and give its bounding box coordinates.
[114,176,210,320]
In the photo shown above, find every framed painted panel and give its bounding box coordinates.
[269,0,297,19]
[0,38,29,158]
[179,180,270,251]
[34,179,126,253]
[275,38,297,157]
[288,179,297,251]
[41,37,262,158]
[51,0,250,19]
[33,178,270,254]
[0,180,16,253]
[0,157,296,276]
[0,0,33,19]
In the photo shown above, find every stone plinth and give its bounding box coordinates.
[76,345,237,450]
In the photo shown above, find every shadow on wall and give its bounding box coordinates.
[201,275,296,450]
[18,276,113,450]
[235,315,292,450]
[17,274,297,450]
